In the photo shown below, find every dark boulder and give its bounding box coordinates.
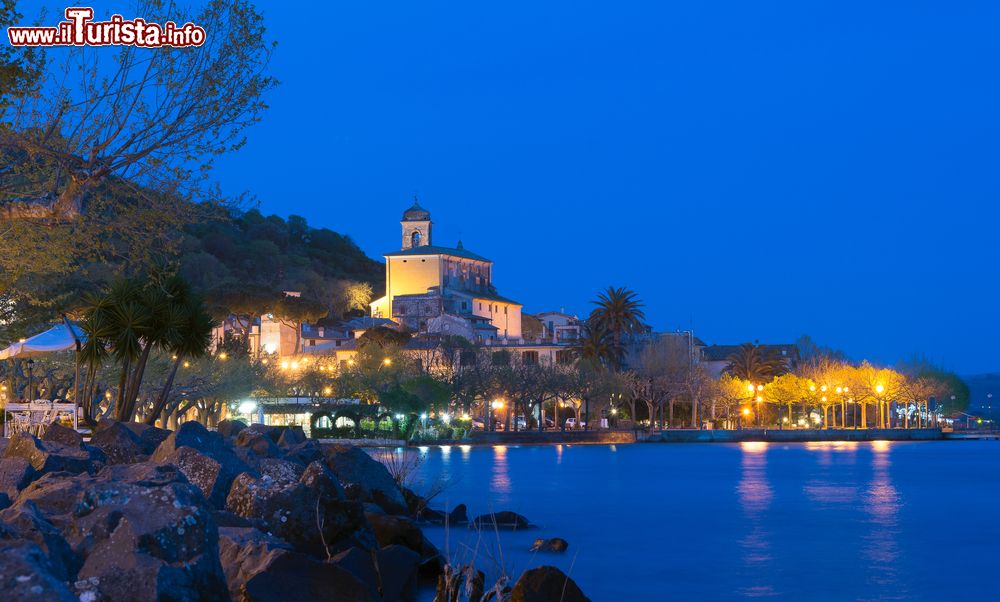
[510,566,591,602]
[365,512,423,552]
[152,420,225,460]
[97,420,171,455]
[283,440,325,465]
[89,421,144,465]
[243,423,282,443]
[299,460,346,501]
[471,511,534,530]
[325,445,408,515]
[277,426,307,448]
[153,421,255,508]
[235,430,281,459]
[449,503,469,525]
[0,456,40,499]
[0,540,76,601]
[530,537,569,553]
[418,506,446,524]
[217,419,247,439]
[218,526,294,600]
[226,472,371,557]
[159,446,227,507]
[332,544,420,602]
[242,551,373,602]
[0,501,78,581]
[3,434,94,475]
[257,458,304,485]
[66,463,229,601]
[41,421,83,448]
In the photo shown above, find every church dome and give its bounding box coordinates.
[402,198,430,221]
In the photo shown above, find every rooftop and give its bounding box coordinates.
[385,244,490,262]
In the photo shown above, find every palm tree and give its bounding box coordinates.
[574,322,613,366]
[146,295,215,425]
[724,343,788,383]
[589,287,646,369]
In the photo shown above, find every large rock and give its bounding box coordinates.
[153,421,255,508]
[471,511,534,530]
[226,470,371,557]
[449,504,469,525]
[0,457,40,500]
[235,430,281,459]
[159,446,228,507]
[96,420,171,455]
[3,434,94,475]
[283,440,325,466]
[0,502,78,581]
[41,422,83,448]
[89,421,144,465]
[324,445,408,515]
[277,426,307,449]
[217,419,247,439]
[0,540,76,601]
[241,551,373,602]
[530,537,569,553]
[12,462,229,601]
[510,566,591,602]
[365,513,423,553]
[333,544,419,602]
[218,527,294,600]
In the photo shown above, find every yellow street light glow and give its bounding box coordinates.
[491,399,505,410]
[757,385,763,391]
[290,361,299,370]
[809,385,816,392]
[821,396,827,402]
[747,384,756,393]
[183,361,190,368]
[280,361,289,370]
[756,396,763,402]
[219,352,228,360]
[836,386,842,394]
[261,358,269,365]
[844,387,849,393]
[323,387,332,395]
[742,408,751,416]
[382,358,392,366]
[876,384,885,394]
[347,359,355,366]
[820,385,827,392]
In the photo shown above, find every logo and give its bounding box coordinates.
[7,7,206,48]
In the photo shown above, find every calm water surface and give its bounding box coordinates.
[411,441,1000,601]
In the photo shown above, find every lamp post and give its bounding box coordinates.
[26,358,35,401]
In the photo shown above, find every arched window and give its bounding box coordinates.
[411,231,422,246]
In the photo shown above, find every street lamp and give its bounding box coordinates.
[26,358,34,401]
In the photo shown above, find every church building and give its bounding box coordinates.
[369,200,523,342]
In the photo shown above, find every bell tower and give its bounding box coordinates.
[401,197,432,249]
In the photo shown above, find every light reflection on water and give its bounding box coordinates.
[413,441,1000,602]
[738,441,775,597]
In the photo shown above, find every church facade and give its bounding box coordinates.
[369,201,523,342]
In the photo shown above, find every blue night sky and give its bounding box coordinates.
[35,2,1000,373]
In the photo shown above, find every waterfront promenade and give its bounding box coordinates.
[459,427,948,446]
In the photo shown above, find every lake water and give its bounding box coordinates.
[411,440,1000,601]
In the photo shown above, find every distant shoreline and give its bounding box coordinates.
[401,427,999,447]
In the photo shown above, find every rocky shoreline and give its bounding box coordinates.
[0,420,590,601]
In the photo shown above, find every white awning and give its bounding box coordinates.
[0,322,85,360]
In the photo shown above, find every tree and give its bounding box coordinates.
[79,272,214,423]
[273,295,328,355]
[332,281,374,318]
[588,287,646,369]
[724,343,788,383]
[0,1,42,109]
[0,0,276,220]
